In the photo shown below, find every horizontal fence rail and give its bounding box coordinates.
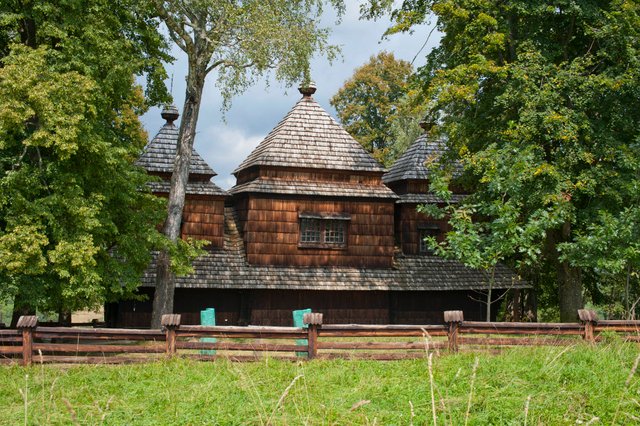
[2,309,640,365]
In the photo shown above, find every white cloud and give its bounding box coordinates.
[195,125,263,190]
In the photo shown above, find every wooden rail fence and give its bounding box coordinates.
[1,309,639,366]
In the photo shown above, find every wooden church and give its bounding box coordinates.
[107,85,525,327]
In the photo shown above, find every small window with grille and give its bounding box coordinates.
[299,212,349,248]
[300,218,322,243]
[324,220,346,244]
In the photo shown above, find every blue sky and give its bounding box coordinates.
[140,4,439,190]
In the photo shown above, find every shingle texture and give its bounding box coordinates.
[230,178,398,199]
[397,193,467,204]
[137,121,217,178]
[234,95,386,174]
[141,207,526,291]
[383,133,445,184]
[147,180,227,197]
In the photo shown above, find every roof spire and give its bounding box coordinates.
[298,81,317,97]
[419,117,435,132]
[161,104,179,124]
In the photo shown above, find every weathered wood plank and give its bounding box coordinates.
[37,355,161,364]
[177,342,301,352]
[0,346,22,354]
[33,343,165,354]
[318,341,446,350]
[459,337,575,346]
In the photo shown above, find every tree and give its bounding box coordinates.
[150,0,345,328]
[330,51,416,166]
[365,1,640,321]
[0,0,171,324]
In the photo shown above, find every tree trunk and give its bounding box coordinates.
[150,60,206,329]
[10,293,35,328]
[485,268,495,322]
[556,222,583,322]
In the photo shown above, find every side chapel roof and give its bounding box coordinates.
[137,105,217,178]
[382,133,446,184]
[137,105,227,196]
[383,129,465,204]
[233,85,386,175]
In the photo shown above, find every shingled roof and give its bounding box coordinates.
[382,133,445,184]
[137,105,227,197]
[141,207,526,292]
[233,86,386,175]
[229,178,398,199]
[137,105,217,179]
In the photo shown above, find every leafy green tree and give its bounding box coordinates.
[366,0,640,321]
[0,0,171,324]
[150,0,345,327]
[330,51,416,166]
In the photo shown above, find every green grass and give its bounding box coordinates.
[1,342,640,425]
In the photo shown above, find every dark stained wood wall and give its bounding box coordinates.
[236,166,382,186]
[249,290,390,325]
[180,196,225,247]
[109,288,502,327]
[397,203,450,255]
[236,195,395,267]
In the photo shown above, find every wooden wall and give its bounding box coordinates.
[249,290,390,325]
[236,166,382,186]
[109,288,503,327]
[180,196,225,248]
[237,195,395,267]
[397,203,450,255]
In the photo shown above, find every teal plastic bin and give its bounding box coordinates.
[200,308,217,355]
[293,308,312,357]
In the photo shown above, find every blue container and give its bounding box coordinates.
[293,308,312,357]
[200,308,217,355]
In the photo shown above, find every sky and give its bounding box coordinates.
[140,4,439,190]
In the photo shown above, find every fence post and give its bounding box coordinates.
[444,311,464,353]
[303,313,323,360]
[578,309,598,343]
[17,316,38,367]
[161,314,181,357]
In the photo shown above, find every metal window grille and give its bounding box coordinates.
[324,220,345,244]
[300,218,321,243]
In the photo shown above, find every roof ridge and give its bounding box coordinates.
[233,96,385,175]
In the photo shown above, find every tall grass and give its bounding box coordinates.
[1,342,639,425]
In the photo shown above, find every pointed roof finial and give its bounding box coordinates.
[161,104,179,123]
[419,117,435,132]
[298,81,317,97]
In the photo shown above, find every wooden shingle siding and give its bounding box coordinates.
[180,198,225,247]
[397,203,450,255]
[243,196,394,267]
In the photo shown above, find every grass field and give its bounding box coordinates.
[1,341,640,425]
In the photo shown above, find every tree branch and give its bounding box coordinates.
[152,1,194,54]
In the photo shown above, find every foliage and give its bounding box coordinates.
[366,0,640,320]
[149,0,346,327]
[0,1,172,314]
[1,344,640,423]
[330,51,417,166]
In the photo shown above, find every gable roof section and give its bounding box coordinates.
[234,95,385,175]
[137,121,217,179]
[383,133,445,184]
